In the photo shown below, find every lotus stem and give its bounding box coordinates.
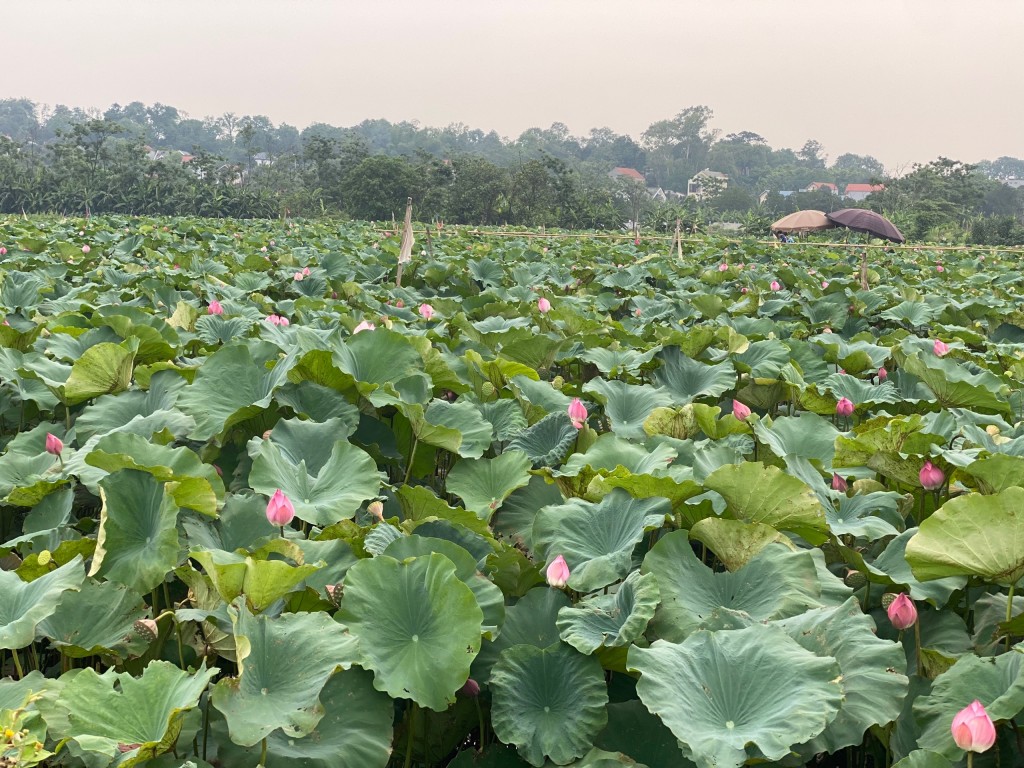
[475,698,486,753]
[967,752,973,768]
[914,620,923,677]
[259,737,267,766]
[404,702,417,768]
[11,648,24,679]
[1007,584,1016,653]
[404,437,419,486]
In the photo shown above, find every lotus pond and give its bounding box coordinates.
[0,216,1023,768]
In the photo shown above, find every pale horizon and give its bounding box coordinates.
[2,0,1021,173]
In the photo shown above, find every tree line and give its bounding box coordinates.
[0,98,1021,243]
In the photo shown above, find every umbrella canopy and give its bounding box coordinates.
[770,210,834,233]
[826,208,905,243]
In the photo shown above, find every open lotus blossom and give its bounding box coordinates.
[835,397,855,417]
[302,266,311,276]
[732,400,751,421]
[546,554,570,588]
[266,489,295,527]
[81,245,90,253]
[919,460,945,491]
[567,398,588,429]
[45,432,63,456]
[293,271,304,281]
[718,263,729,272]
[886,593,918,630]
[770,280,781,291]
[208,300,223,315]
[265,314,289,326]
[419,303,435,320]
[353,320,375,334]
[951,700,997,753]
[934,339,950,356]
[878,367,888,382]
[821,281,829,289]
[936,264,945,272]
[538,297,551,313]
[831,473,848,492]
[260,246,267,252]
[367,500,384,520]
[741,287,748,293]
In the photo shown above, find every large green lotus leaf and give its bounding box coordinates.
[36,578,150,659]
[813,335,891,373]
[273,380,362,426]
[641,533,824,642]
[582,378,674,440]
[210,667,393,768]
[905,487,1024,586]
[490,642,609,767]
[49,661,217,767]
[476,398,529,442]
[533,489,670,592]
[580,346,661,376]
[85,432,223,515]
[334,327,427,388]
[0,670,54,712]
[61,339,138,405]
[74,371,186,443]
[597,699,696,768]
[825,373,902,407]
[257,416,360,475]
[383,535,505,639]
[248,438,382,526]
[210,600,359,747]
[881,300,941,326]
[556,570,660,654]
[176,342,294,441]
[891,752,954,768]
[338,553,483,710]
[492,476,565,553]
[751,412,841,467]
[959,454,1024,494]
[547,433,676,481]
[628,625,843,768]
[731,338,792,378]
[902,353,1011,415]
[872,528,967,604]
[0,556,83,650]
[651,347,736,404]
[395,484,493,538]
[506,411,577,469]
[689,517,794,571]
[826,490,904,540]
[913,650,1024,758]
[771,597,909,754]
[446,450,532,520]
[474,587,571,684]
[88,470,181,595]
[398,399,495,459]
[190,549,322,613]
[702,461,828,544]
[292,538,358,599]
[510,374,574,416]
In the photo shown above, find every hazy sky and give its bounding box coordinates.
[3,0,1021,172]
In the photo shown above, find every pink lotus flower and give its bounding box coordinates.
[568,398,588,429]
[459,678,481,698]
[0,247,6,256]
[634,238,641,246]
[821,281,829,289]
[278,316,289,326]
[951,700,996,753]
[266,489,295,527]
[878,367,888,381]
[419,303,435,320]
[732,400,751,421]
[934,339,949,357]
[718,263,729,272]
[208,300,224,316]
[546,554,570,588]
[265,314,281,325]
[831,473,847,492]
[302,267,311,276]
[836,397,855,417]
[353,320,375,334]
[270,240,276,247]
[260,246,267,252]
[770,280,781,291]
[936,264,945,273]
[919,460,944,491]
[741,287,748,293]
[887,593,917,630]
[823,327,833,333]
[45,432,63,456]
[81,245,91,254]
[538,297,552,313]
[367,500,384,520]
[293,271,304,281]
[634,308,642,317]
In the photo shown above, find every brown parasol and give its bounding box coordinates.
[826,208,905,243]
[770,210,835,233]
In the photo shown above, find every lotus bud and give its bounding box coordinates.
[634,238,640,246]
[732,400,751,421]
[718,263,728,272]
[45,432,63,456]
[133,618,159,641]
[81,244,90,253]
[459,678,481,698]
[933,339,950,357]
[919,460,944,491]
[418,303,435,320]
[770,280,781,291]
[886,593,918,630]
[546,554,570,588]
[936,264,945,273]
[538,297,552,313]
[567,398,588,429]
[208,300,223,315]
[821,281,829,289]
[878,367,888,382]
[0,247,6,255]
[831,472,848,492]
[367,500,384,521]
[835,398,855,417]
[266,489,295,526]
[951,700,997,753]
[551,375,564,390]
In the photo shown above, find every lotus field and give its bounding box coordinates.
[3,216,1024,768]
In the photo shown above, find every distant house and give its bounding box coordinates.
[1004,178,1024,189]
[758,190,796,205]
[253,152,272,167]
[687,169,728,199]
[844,183,885,201]
[646,187,667,202]
[803,182,838,194]
[609,167,646,183]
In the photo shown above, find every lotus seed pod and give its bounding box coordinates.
[844,570,867,589]
[481,381,496,397]
[552,375,565,390]
[133,618,159,642]
[880,592,898,610]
